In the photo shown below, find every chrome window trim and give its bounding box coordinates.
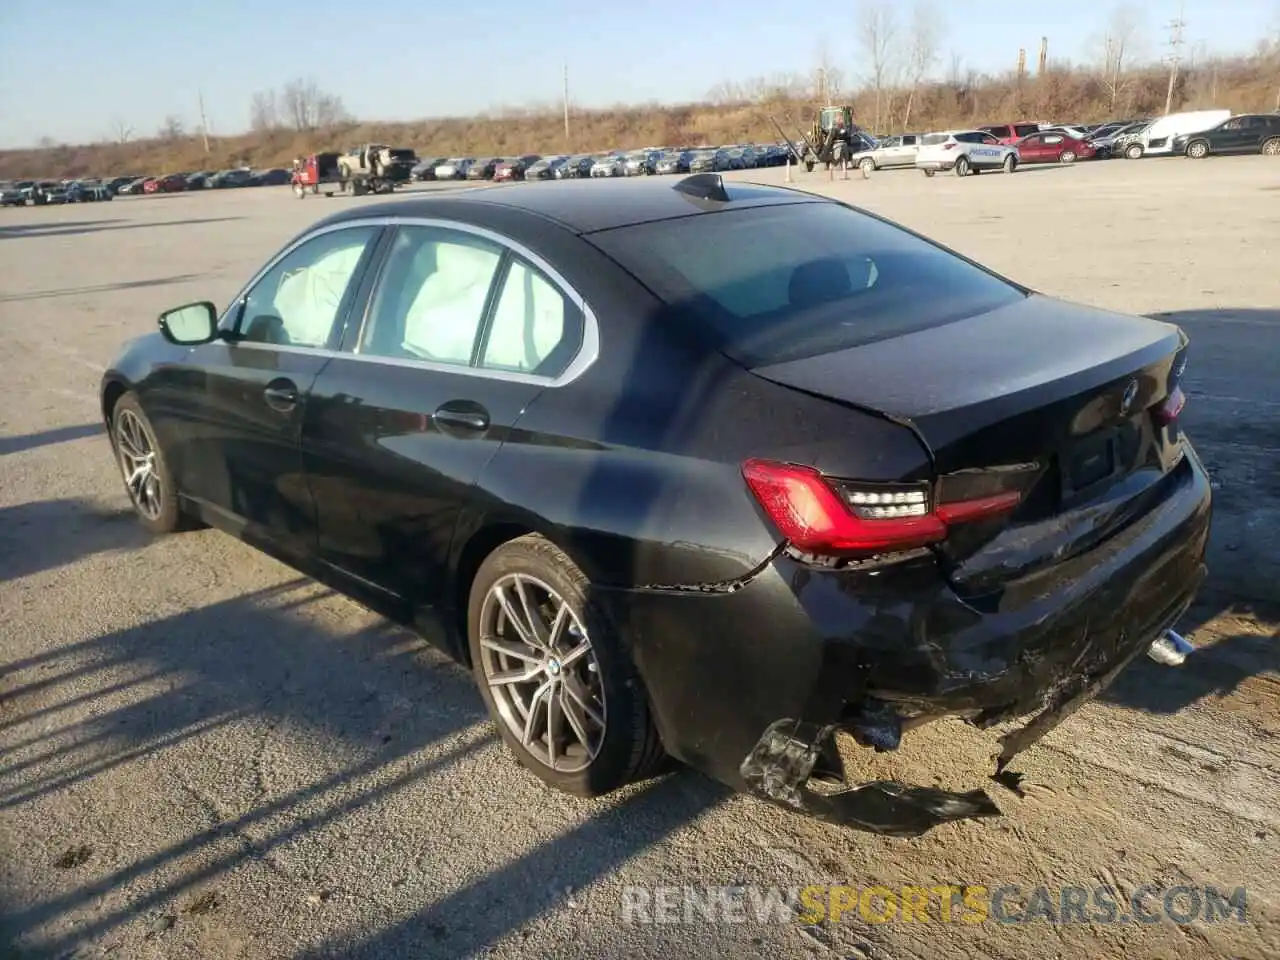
[218,215,600,388]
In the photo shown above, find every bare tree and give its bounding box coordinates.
[1099,4,1143,112]
[249,90,280,133]
[900,1,945,131]
[158,115,185,140]
[813,42,845,104]
[856,0,899,131]
[110,118,134,144]
[36,136,57,150]
[281,78,351,132]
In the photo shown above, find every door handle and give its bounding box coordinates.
[433,402,489,433]
[263,379,299,412]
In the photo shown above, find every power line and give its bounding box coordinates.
[1163,2,1187,115]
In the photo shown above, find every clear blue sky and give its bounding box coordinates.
[0,0,1274,148]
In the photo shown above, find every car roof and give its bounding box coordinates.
[316,177,826,234]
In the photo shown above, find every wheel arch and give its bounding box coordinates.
[100,376,131,430]
[448,516,594,666]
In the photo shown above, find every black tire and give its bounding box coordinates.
[467,534,665,797]
[1125,143,1143,160]
[1003,154,1018,174]
[954,155,970,177]
[922,168,936,177]
[111,393,195,535]
[1186,140,1209,159]
[859,157,875,173]
[1060,149,1077,164]
[1261,137,1280,156]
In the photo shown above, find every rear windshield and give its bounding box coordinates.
[1014,124,1040,137]
[588,202,1026,366]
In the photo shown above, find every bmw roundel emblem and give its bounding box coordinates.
[1121,379,1139,414]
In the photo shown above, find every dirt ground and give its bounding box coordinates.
[0,157,1277,959]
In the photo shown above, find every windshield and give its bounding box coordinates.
[586,202,1025,367]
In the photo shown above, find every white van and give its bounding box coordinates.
[1125,110,1231,158]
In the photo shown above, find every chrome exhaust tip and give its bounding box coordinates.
[1147,629,1194,666]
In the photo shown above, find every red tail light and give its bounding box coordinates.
[742,459,1021,557]
[943,143,957,150]
[1153,385,1186,425]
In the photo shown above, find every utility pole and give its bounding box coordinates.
[1163,2,1187,115]
[562,63,570,148]
[197,89,211,153]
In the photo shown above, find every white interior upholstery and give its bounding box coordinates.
[401,242,501,363]
[482,260,566,372]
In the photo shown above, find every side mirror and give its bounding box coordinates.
[158,301,218,345]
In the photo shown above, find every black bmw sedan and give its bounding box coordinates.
[101,174,1210,835]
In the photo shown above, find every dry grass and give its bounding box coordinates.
[4,55,1278,180]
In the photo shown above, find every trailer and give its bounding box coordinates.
[291,146,418,198]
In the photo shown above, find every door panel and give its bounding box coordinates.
[158,224,383,555]
[303,224,588,606]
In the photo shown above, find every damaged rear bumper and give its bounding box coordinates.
[600,445,1212,837]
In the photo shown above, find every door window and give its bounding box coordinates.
[237,226,379,348]
[357,225,503,365]
[479,257,582,376]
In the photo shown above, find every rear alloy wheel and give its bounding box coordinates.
[1187,140,1210,159]
[1261,137,1280,156]
[1003,154,1018,174]
[954,156,970,177]
[860,157,875,174]
[468,534,665,797]
[1125,143,1143,160]
[1060,150,1077,164]
[112,393,192,535]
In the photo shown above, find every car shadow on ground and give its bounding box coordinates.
[0,217,244,240]
[0,423,102,456]
[0,275,204,304]
[0,499,154,581]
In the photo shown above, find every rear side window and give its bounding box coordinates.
[588,202,1026,367]
[922,133,949,145]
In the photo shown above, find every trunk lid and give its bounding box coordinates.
[751,294,1189,594]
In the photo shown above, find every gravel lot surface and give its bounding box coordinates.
[1,157,1277,960]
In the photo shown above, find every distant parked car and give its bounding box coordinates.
[1174,114,1280,158]
[590,155,626,177]
[1,183,27,206]
[523,156,569,180]
[978,122,1041,145]
[1013,131,1096,164]
[850,134,922,172]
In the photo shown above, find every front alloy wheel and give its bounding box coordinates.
[111,393,192,534]
[115,407,162,522]
[1187,141,1209,159]
[478,573,605,773]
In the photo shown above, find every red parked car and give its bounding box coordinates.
[978,122,1041,145]
[1014,131,1097,164]
[143,174,187,194]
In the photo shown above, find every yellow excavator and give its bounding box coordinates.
[771,104,867,172]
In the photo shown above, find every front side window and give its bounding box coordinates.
[237,226,379,347]
[358,226,503,365]
[1014,124,1040,138]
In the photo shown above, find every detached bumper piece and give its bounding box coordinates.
[740,719,1000,838]
[740,628,1196,838]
